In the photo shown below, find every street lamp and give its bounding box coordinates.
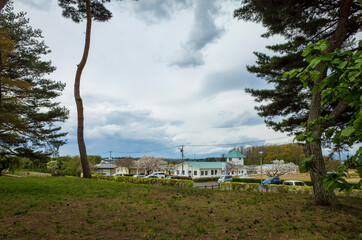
[259,151,263,185]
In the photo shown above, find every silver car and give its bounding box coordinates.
[133,173,145,177]
[218,175,233,183]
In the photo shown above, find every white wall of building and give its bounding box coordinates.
[226,157,244,165]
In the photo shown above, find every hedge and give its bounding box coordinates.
[92,174,194,188]
[193,177,261,183]
[193,177,219,182]
[220,182,362,197]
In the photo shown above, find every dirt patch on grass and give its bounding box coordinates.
[0,177,361,239]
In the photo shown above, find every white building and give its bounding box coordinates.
[225,149,246,165]
[95,160,116,175]
[174,161,249,178]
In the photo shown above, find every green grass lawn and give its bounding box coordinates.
[0,177,361,239]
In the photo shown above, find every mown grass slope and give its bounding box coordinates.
[0,177,361,239]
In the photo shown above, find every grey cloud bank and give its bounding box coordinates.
[170,0,225,68]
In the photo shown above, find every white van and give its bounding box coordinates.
[283,180,307,186]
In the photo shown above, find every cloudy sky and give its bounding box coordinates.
[13,0,301,159]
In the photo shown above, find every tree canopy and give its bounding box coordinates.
[0,3,68,161]
[234,0,361,135]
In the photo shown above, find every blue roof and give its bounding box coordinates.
[225,149,246,158]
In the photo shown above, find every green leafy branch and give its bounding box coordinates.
[284,39,362,192]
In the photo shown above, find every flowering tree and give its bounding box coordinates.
[225,162,238,175]
[256,160,298,177]
[135,156,166,175]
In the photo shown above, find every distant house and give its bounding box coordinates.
[95,160,116,175]
[174,161,249,178]
[225,149,246,165]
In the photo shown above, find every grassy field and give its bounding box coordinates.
[0,177,361,240]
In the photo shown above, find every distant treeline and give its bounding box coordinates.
[234,143,306,165]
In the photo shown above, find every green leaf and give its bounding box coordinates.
[308,58,321,68]
[299,155,314,173]
[296,132,305,141]
[357,166,362,178]
[337,61,348,69]
[341,126,355,137]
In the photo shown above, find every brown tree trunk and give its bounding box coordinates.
[0,0,8,11]
[305,0,353,206]
[75,0,92,178]
[0,43,2,108]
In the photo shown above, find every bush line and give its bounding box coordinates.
[92,173,194,188]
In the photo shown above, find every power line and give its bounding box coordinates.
[184,136,291,147]
[97,136,292,156]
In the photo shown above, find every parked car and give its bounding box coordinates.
[148,172,166,178]
[166,176,180,179]
[283,180,307,186]
[133,173,145,177]
[113,173,125,177]
[218,175,233,183]
[145,175,159,178]
[262,177,282,185]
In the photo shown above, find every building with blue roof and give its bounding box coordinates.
[175,160,249,178]
[225,149,246,165]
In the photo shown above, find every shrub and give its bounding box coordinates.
[179,176,192,180]
[232,178,262,184]
[92,174,194,188]
[193,177,219,182]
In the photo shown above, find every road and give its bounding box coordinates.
[193,181,219,189]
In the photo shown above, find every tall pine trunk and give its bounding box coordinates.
[75,0,92,178]
[0,0,8,11]
[305,0,353,206]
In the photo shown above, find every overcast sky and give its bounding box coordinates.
[13,0,304,159]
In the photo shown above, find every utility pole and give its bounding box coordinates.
[179,145,184,175]
[259,151,263,185]
[109,151,112,160]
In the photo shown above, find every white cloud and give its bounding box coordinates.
[13,0,296,158]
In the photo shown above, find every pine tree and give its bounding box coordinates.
[0,2,69,164]
[58,0,112,178]
[234,0,361,135]
[234,0,361,206]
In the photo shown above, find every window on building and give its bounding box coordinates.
[205,171,208,176]
[211,170,214,175]
[215,170,218,175]
[228,158,231,161]
[177,170,180,175]
[241,170,244,174]
[239,158,241,160]
[182,170,185,175]
[194,171,197,175]
[201,171,204,176]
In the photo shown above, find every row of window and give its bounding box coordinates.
[176,169,245,176]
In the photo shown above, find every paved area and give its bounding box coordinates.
[193,181,219,189]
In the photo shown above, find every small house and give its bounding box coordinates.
[95,160,116,175]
